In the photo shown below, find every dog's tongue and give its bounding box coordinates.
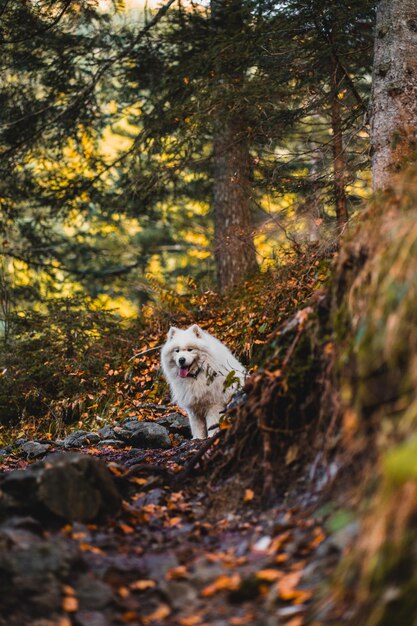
[179,367,189,378]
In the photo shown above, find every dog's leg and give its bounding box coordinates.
[205,405,223,436]
[188,410,207,439]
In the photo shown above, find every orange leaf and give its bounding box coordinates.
[277,571,302,600]
[78,543,105,555]
[243,488,254,503]
[118,586,130,598]
[178,617,202,626]
[62,596,78,612]
[119,522,135,534]
[143,603,171,623]
[256,569,283,582]
[166,565,188,580]
[201,574,241,597]
[130,579,156,591]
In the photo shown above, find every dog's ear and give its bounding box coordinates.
[167,326,178,340]
[190,324,202,338]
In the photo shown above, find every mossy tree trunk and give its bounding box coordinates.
[211,0,258,293]
[372,0,417,190]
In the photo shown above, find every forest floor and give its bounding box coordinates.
[0,254,355,626]
[0,421,352,626]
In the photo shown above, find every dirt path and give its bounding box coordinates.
[0,438,340,626]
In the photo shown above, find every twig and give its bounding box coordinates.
[128,345,163,362]
[173,432,223,486]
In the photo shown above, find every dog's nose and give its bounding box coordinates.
[179,357,186,366]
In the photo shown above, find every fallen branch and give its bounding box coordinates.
[173,431,223,487]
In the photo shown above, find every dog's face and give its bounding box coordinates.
[164,324,205,379]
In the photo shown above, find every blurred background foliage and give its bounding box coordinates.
[0,0,373,431]
[0,0,374,317]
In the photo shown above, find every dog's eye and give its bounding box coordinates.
[187,348,193,352]
[175,349,179,353]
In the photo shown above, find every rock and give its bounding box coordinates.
[0,525,114,624]
[63,430,101,448]
[0,530,84,615]
[75,573,113,610]
[0,446,12,458]
[142,552,179,581]
[121,420,171,449]
[15,438,28,446]
[0,452,121,523]
[75,612,110,626]
[21,441,50,459]
[134,488,166,507]
[158,413,191,437]
[161,580,198,610]
[191,557,224,585]
[96,439,125,448]
[98,425,116,439]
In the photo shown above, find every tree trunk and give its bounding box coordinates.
[211,0,258,293]
[371,0,417,190]
[330,57,349,228]
[213,117,258,292]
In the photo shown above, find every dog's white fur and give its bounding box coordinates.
[161,324,246,438]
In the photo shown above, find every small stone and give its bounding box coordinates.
[158,413,191,437]
[15,438,28,446]
[96,439,125,448]
[161,580,198,610]
[75,573,113,610]
[191,557,224,585]
[121,421,171,449]
[98,426,116,439]
[63,431,101,449]
[21,441,50,459]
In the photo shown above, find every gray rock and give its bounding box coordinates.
[0,452,121,523]
[158,413,191,437]
[121,420,171,449]
[0,530,83,614]
[75,612,110,626]
[0,445,12,458]
[98,425,116,439]
[63,430,101,448]
[75,573,113,610]
[142,552,179,581]
[113,426,132,440]
[21,441,50,459]
[96,439,125,448]
[15,438,28,446]
[191,557,224,585]
[161,579,198,610]
[0,525,114,623]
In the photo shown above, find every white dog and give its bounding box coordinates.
[161,324,246,438]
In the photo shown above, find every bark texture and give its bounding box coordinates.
[372,0,417,190]
[211,0,258,292]
[213,117,258,292]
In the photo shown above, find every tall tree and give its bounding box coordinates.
[211,0,258,291]
[372,0,417,190]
